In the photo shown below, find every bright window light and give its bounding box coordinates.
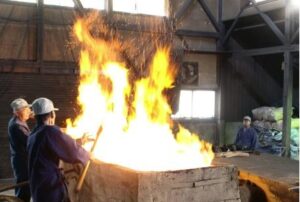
[44,0,74,7]
[173,90,215,119]
[7,0,105,9]
[255,0,268,2]
[113,0,166,16]
[113,0,136,13]
[136,0,166,16]
[291,0,300,7]
[7,0,36,3]
[176,90,193,118]
[81,0,105,10]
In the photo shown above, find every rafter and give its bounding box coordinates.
[196,0,221,32]
[249,0,286,44]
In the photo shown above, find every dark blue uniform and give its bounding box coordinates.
[27,124,90,202]
[8,116,31,202]
[235,127,257,150]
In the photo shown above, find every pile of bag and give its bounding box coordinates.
[252,107,284,122]
[252,106,299,160]
[290,128,299,160]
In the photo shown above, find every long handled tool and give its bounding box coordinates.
[75,126,103,192]
[0,181,29,193]
[0,167,78,193]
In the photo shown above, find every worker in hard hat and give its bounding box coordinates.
[8,98,32,202]
[27,97,92,202]
[235,116,257,151]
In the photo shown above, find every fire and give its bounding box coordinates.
[66,15,214,171]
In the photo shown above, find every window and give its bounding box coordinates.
[7,0,36,3]
[44,0,105,9]
[8,0,105,9]
[6,0,164,12]
[113,0,166,16]
[81,0,105,10]
[173,90,215,119]
[44,0,74,7]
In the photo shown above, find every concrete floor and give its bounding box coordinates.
[214,153,299,185]
[214,153,299,201]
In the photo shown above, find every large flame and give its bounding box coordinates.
[66,15,214,171]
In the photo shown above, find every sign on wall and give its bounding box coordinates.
[180,62,199,86]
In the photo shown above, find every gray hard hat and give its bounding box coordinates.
[11,98,31,112]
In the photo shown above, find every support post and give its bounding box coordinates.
[105,0,113,15]
[282,0,293,157]
[73,0,84,16]
[216,0,224,146]
[291,29,299,43]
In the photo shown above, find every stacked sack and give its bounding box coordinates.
[252,106,299,160]
[252,107,284,129]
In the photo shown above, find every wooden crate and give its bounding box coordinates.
[65,162,241,202]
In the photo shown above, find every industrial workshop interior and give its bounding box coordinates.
[0,0,299,201]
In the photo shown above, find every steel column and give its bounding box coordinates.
[282,0,294,157]
[291,29,299,43]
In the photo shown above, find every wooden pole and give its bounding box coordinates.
[0,181,29,193]
[75,126,103,192]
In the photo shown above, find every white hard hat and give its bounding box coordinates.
[243,116,251,121]
[11,98,31,112]
[32,97,59,115]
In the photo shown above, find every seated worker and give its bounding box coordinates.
[235,116,257,151]
[27,97,92,202]
[8,98,32,202]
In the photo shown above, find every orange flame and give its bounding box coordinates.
[66,15,214,171]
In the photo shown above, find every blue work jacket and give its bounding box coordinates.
[27,124,90,202]
[235,127,257,150]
